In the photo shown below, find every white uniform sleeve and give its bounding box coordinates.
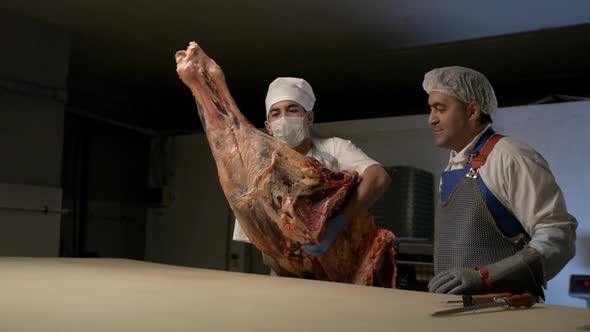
[232,219,252,243]
[480,138,577,280]
[327,137,380,176]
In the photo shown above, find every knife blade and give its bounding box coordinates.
[432,300,507,316]
[432,293,536,317]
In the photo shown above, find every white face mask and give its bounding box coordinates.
[269,116,309,148]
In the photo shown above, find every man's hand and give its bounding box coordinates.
[301,214,348,256]
[341,164,391,221]
[428,267,485,294]
[429,248,546,297]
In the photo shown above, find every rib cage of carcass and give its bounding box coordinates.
[175,42,396,287]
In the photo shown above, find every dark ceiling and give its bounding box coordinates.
[1,1,589,134]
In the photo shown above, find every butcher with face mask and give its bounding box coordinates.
[233,77,392,270]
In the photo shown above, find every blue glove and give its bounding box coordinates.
[428,267,485,294]
[301,213,348,257]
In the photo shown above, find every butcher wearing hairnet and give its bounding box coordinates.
[423,66,577,298]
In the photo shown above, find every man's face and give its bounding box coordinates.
[428,91,478,152]
[264,100,313,135]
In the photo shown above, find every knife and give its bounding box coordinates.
[432,293,536,317]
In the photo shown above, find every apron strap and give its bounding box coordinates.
[471,134,505,170]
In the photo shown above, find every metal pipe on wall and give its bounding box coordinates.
[0,205,69,215]
[0,77,67,102]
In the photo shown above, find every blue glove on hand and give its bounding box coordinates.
[428,267,485,294]
[301,213,348,257]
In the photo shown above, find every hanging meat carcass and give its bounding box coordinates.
[175,42,396,287]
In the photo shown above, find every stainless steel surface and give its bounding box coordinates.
[398,241,433,256]
[396,260,434,267]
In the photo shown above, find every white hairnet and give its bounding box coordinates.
[265,77,316,116]
[422,66,498,116]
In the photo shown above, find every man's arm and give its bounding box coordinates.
[486,139,577,280]
[298,138,391,257]
[299,164,391,257]
[342,164,391,220]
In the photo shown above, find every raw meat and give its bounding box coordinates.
[175,42,396,287]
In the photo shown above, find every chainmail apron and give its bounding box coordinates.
[434,177,525,273]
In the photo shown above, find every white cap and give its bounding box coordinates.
[265,77,316,116]
[422,66,498,116]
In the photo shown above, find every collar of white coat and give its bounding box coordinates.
[447,124,493,169]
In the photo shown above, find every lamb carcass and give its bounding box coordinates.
[175,42,396,287]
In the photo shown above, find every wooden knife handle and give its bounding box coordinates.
[467,293,512,305]
[504,293,536,308]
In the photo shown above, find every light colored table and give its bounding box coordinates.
[0,258,588,331]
